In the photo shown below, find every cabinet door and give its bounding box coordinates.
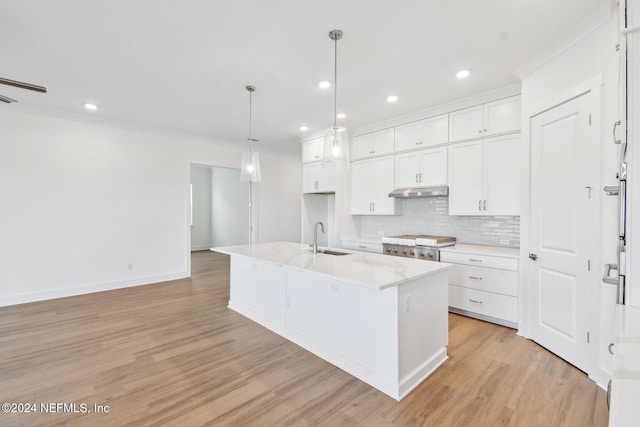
[448,141,483,215]
[484,96,521,136]
[350,159,373,214]
[351,134,373,161]
[372,128,395,156]
[422,114,449,147]
[418,147,447,186]
[484,134,520,215]
[371,156,398,214]
[302,163,319,193]
[395,152,420,188]
[317,164,335,192]
[449,105,484,142]
[302,139,321,163]
[395,121,422,152]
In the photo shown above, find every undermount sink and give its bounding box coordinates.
[307,249,351,256]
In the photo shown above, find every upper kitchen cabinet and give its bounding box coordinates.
[351,128,395,161]
[395,114,448,152]
[303,163,335,194]
[449,96,521,143]
[448,134,520,216]
[351,155,401,215]
[302,138,324,163]
[395,147,447,189]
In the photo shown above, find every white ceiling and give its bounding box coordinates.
[1,0,608,151]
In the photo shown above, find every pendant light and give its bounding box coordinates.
[240,85,261,183]
[240,85,260,245]
[322,29,349,170]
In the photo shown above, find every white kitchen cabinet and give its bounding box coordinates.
[395,114,448,152]
[351,128,395,160]
[351,156,400,215]
[449,96,521,142]
[395,147,447,189]
[303,163,335,193]
[440,244,519,328]
[340,239,383,253]
[448,134,520,215]
[302,138,324,163]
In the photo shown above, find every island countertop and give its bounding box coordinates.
[212,241,450,290]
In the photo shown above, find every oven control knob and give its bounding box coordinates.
[386,248,391,253]
[410,250,415,256]
[402,249,408,255]
[419,252,425,257]
[392,248,398,253]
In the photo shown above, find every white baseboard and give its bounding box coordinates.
[0,272,188,307]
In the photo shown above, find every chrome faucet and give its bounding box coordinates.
[312,221,325,254]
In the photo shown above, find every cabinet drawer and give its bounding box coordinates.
[340,240,382,254]
[449,264,517,296]
[440,251,518,271]
[449,285,517,323]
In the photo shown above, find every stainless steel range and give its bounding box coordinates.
[381,235,456,261]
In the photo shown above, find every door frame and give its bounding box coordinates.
[519,76,603,375]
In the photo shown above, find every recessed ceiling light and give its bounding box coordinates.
[456,70,471,79]
[299,125,309,132]
[83,103,99,110]
[336,113,346,119]
[318,81,331,89]
[386,95,398,103]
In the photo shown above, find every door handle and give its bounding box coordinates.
[613,120,622,144]
[603,263,619,285]
[529,253,538,261]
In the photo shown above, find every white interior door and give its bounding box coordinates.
[529,91,598,373]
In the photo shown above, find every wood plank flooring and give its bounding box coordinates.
[0,251,608,426]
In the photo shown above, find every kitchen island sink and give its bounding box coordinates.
[211,241,450,400]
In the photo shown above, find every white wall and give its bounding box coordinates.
[211,166,249,247]
[0,108,301,306]
[518,3,620,387]
[190,165,212,250]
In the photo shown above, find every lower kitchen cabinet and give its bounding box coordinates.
[440,244,519,328]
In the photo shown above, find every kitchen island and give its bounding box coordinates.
[211,241,450,400]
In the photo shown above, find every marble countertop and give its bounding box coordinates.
[212,241,450,290]
[610,304,640,426]
[439,243,520,258]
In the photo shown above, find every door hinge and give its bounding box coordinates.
[588,260,591,271]
[588,114,592,125]
[587,332,590,343]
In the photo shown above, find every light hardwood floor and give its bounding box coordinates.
[0,251,609,426]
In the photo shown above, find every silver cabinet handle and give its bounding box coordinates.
[478,130,482,134]
[478,200,482,211]
[613,120,621,144]
[468,276,483,280]
[469,299,483,304]
[483,128,487,133]
[415,173,419,183]
[372,202,375,211]
[608,343,614,355]
[358,245,366,249]
[603,263,619,285]
[468,258,483,263]
[483,200,487,211]
[418,172,422,183]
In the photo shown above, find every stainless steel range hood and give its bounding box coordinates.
[388,186,449,198]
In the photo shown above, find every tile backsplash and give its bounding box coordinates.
[359,197,520,247]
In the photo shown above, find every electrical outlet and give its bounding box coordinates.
[404,294,411,312]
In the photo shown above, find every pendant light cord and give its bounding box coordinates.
[333,35,338,129]
[249,89,253,153]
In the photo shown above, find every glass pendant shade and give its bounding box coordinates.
[322,126,349,169]
[240,150,261,182]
